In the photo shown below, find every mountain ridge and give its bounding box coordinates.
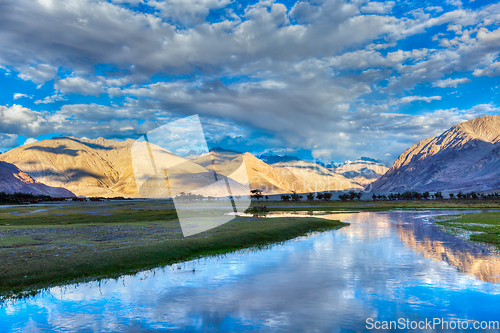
[371,115,500,192]
[0,160,75,197]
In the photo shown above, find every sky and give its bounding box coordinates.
[0,0,499,164]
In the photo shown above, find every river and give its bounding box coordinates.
[2,211,500,332]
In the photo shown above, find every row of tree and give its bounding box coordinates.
[249,188,500,203]
[0,192,56,204]
[372,191,443,201]
[449,192,500,200]
[338,191,363,201]
[372,191,500,201]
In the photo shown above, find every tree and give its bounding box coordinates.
[265,195,269,201]
[423,191,430,200]
[291,191,302,202]
[316,193,324,201]
[338,193,348,202]
[281,194,291,202]
[323,192,332,201]
[251,189,264,202]
[449,193,454,199]
[372,193,377,201]
[306,193,315,201]
[434,191,443,200]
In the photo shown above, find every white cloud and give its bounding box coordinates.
[17,64,57,87]
[0,134,18,149]
[23,138,37,145]
[360,1,395,14]
[149,0,231,26]
[0,105,42,136]
[13,93,30,100]
[426,6,443,13]
[1,0,500,161]
[35,94,68,104]
[473,61,500,77]
[433,77,471,88]
[400,96,442,103]
[55,77,104,96]
[446,0,463,8]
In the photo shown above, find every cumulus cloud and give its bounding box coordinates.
[400,96,442,103]
[0,105,42,137]
[17,64,57,87]
[0,134,18,149]
[360,1,395,14]
[35,94,68,104]
[23,138,37,145]
[473,61,500,77]
[55,77,104,96]
[149,0,231,26]
[1,0,500,161]
[13,93,30,100]
[433,77,472,88]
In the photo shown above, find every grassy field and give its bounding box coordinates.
[0,201,347,301]
[435,212,500,247]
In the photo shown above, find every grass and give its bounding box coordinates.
[0,201,347,301]
[435,212,500,247]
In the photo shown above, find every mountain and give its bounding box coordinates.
[272,160,363,192]
[0,161,74,197]
[0,136,371,197]
[195,150,363,193]
[334,158,389,186]
[182,149,208,160]
[371,115,500,192]
[209,147,242,154]
[258,154,300,164]
[0,137,140,197]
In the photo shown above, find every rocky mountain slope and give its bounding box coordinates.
[371,115,500,192]
[0,161,74,197]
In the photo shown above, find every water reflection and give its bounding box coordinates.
[2,211,500,332]
[394,212,500,284]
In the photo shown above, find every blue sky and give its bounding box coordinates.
[0,0,499,163]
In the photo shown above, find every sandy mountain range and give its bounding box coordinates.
[333,157,389,186]
[371,115,500,192]
[0,137,365,197]
[0,160,74,197]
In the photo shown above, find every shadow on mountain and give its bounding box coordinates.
[284,165,332,176]
[65,137,114,151]
[28,168,105,182]
[26,145,80,157]
[0,161,75,197]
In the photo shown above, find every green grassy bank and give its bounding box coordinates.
[0,201,347,301]
[435,212,500,247]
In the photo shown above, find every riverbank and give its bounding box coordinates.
[434,212,500,248]
[0,201,347,302]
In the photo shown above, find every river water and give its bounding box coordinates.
[2,211,500,332]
